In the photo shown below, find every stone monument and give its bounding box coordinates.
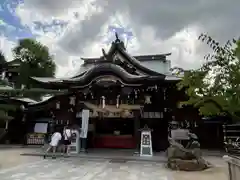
[166,132,212,171]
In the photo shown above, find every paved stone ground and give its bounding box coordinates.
[0,157,228,180]
[0,148,228,180]
[0,148,40,169]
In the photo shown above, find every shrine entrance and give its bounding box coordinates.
[77,102,141,149]
[93,117,136,149]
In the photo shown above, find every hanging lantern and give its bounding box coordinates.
[102,96,105,108]
[163,88,166,100]
[116,95,120,108]
[56,101,60,109]
[144,95,151,104]
[134,90,138,99]
[69,96,76,106]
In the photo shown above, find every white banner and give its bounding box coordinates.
[80,109,89,138]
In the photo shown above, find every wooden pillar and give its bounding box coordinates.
[50,111,56,135]
[134,111,141,153]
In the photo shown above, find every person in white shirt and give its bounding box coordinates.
[44,129,62,158]
[63,125,72,154]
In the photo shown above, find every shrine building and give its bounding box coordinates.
[24,35,202,151]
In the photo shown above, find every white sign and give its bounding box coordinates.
[80,109,90,138]
[140,130,153,157]
[171,129,189,140]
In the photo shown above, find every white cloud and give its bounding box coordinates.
[9,0,239,78]
[0,34,16,61]
[15,0,104,77]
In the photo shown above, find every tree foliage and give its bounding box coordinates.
[178,33,240,121]
[0,50,6,65]
[12,39,56,87]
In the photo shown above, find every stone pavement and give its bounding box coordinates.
[0,147,228,180]
[0,156,228,180]
[0,148,40,169]
[20,147,226,163]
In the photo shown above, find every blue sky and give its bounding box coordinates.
[0,0,34,41]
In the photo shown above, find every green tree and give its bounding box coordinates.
[0,51,8,86]
[178,34,240,122]
[13,39,56,88]
[0,50,6,64]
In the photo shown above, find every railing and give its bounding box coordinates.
[224,155,240,180]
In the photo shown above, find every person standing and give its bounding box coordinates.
[44,129,62,159]
[63,125,72,155]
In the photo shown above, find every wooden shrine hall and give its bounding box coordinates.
[25,34,198,151]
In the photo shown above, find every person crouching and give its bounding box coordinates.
[44,128,62,159]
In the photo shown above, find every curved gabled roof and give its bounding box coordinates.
[32,63,165,88]
[107,40,166,76]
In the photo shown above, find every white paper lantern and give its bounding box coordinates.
[116,95,120,108]
[102,96,105,108]
[56,101,60,109]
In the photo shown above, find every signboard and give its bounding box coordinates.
[140,129,153,157]
[69,129,80,154]
[26,133,45,145]
[80,109,89,138]
[171,129,189,140]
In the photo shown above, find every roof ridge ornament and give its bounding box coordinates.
[115,32,120,43]
[101,48,108,60]
[114,32,126,50]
